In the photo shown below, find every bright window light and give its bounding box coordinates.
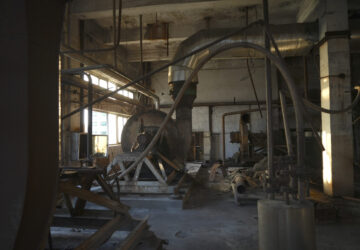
[99,79,108,89]
[84,109,108,135]
[108,81,116,91]
[90,75,99,85]
[82,74,89,82]
[116,89,134,99]
[108,114,117,144]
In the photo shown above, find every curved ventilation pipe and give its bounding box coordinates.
[169,22,318,84]
[168,22,318,164]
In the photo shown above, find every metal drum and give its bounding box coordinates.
[121,110,179,160]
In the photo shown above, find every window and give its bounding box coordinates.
[82,74,90,82]
[90,75,99,85]
[108,114,117,144]
[83,110,128,145]
[117,89,134,99]
[108,81,116,91]
[82,73,134,99]
[99,79,108,89]
[117,116,128,143]
[84,110,107,135]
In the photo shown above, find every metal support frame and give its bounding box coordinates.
[108,153,168,186]
[106,152,201,195]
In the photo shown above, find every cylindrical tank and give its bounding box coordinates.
[121,110,179,160]
[258,199,316,250]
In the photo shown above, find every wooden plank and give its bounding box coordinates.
[96,175,117,200]
[116,218,148,250]
[63,193,74,216]
[166,170,177,185]
[75,215,123,250]
[59,182,129,214]
[52,215,136,231]
[174,174,188,195]
[143,157,167,185]
[74,177,94,215]
[156,152,181,171]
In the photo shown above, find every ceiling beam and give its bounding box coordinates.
[71,0,260,19]
[297,0,320,23]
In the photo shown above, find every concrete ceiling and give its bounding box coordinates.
[69,0,360,62]
[71,0,302,25]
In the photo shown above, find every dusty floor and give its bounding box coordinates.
[50,188,360,250]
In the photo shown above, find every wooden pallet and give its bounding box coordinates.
[53,168,164,249]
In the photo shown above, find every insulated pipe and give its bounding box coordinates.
[169,22,318,84]
[112,42,306,203]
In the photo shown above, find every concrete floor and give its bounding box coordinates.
[124,189,360,250]
[50,189,360,250]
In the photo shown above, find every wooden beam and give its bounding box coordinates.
[59,182,129,214]
[75,215,123,250]
[116,218,148,250]
[156,152,181,171]
[96,175,118,200]
[166,170,177,185]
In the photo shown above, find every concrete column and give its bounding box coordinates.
[319,0,353,196]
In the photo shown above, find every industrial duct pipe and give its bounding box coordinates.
[168,22,318,84]
[168,22,317,164]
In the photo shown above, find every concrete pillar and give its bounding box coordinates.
[319,0,354,196]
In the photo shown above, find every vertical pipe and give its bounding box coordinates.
[140,14,144,76]
[303,56,309,99]
[87,77,93,165]
[222,115,226,163]
[66,2,71,69]
[209,106,213,160]
[112,0,117,68]
[263,0,274,199]
[79,20,85,68]
[279,91,295,201]
[279,91,294,156]
[80,88,84,132]
[117,0,122,47]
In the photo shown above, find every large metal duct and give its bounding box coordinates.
[169,22,318,84]
[167,22,317,165]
